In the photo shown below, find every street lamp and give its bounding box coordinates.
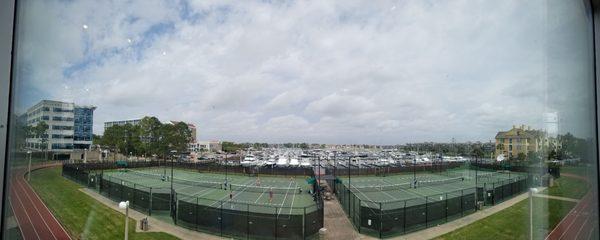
[317,154,321,186]
[118,201,130,240]
[225,153,229,184]
[27,150,32,181]
[169,149,177,219]
[170,150,177,191]
[413,158,416,189]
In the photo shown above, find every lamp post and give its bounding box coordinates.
[475,154,478,190]
[225,153,228,183]
[413,158,416,189]
[317,155,321,186]
[119,201,130,240]
[169,148,177,219]
[170,149,177,191]
[27,151,32,181]
[347,156,351,214]
[333,151,337,179]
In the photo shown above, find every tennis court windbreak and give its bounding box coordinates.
[333,176,528,238]
[175,192,323,239]
[62,162,324,240]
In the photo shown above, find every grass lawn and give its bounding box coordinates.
[435,198,575,240]
[29,167,179,240]
[560,166,589,176]
[543,176,589,199]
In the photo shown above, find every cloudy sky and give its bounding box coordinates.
[12,0,595,144]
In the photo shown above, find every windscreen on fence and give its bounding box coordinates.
[334,180,495,238]
[175,193,322,239]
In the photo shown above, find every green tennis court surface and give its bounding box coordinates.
[337,169,527,207]
[103,167,316,215]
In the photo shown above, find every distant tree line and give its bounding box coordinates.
[95,116,191,158]
[402,142,495,157]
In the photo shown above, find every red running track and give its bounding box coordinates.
[9,165,72,240]
[545,174,597,240]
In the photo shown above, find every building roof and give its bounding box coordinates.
[495,126,543,139]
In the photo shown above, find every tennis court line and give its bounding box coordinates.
[277,181,294,216]
[210,179,255,207]
[254,187,269,204]
[379,179,401,201]
[287,182,298,215]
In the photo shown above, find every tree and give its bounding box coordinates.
[516,152,527,162]
[139,116,163,157]
[548,149,558,160]
[32,121,49,160]
[222,141,243,153]
[527,151,541,164]
[92,134,102,145]
[471,147,484,158]
[102,125,126,161]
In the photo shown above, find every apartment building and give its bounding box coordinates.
[494,125,558,160]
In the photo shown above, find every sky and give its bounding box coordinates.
[11,0,596,144]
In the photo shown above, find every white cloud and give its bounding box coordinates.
[12,0,595,143]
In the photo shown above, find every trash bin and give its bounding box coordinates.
[140,217,149,231]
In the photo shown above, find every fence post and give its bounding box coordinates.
[425,196,428,227]
[379,202,383,239]
[460,189,464,217]
[483,182,487,206]
[402,200,407,234]
[149,187,153,216]
[220,201,223,237]
[246,204,250,240]
[445,193,448,222]
[358,198,361,233]
[303,207,306,240]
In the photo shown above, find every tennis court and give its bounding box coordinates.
[332,169,528,238]
[102,167,316,214]
[64,162,325,239]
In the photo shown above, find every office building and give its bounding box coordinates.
[104,118,143,129]
[25,100,96,152]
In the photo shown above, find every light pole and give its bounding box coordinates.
[475,154,478,190]
[170,149,177,219]
[347,156,351,213]
[170,150,177,191]
[119,201,130,240]
[317,155,321,186]
[27,151,32,181]
[413,158,416,189]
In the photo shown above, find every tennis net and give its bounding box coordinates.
[417,177,464,187]
[126,170,300,194]
[350,177,465,192]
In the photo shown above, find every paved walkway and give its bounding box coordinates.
[322,196,371,240]
[80,188,223,240]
